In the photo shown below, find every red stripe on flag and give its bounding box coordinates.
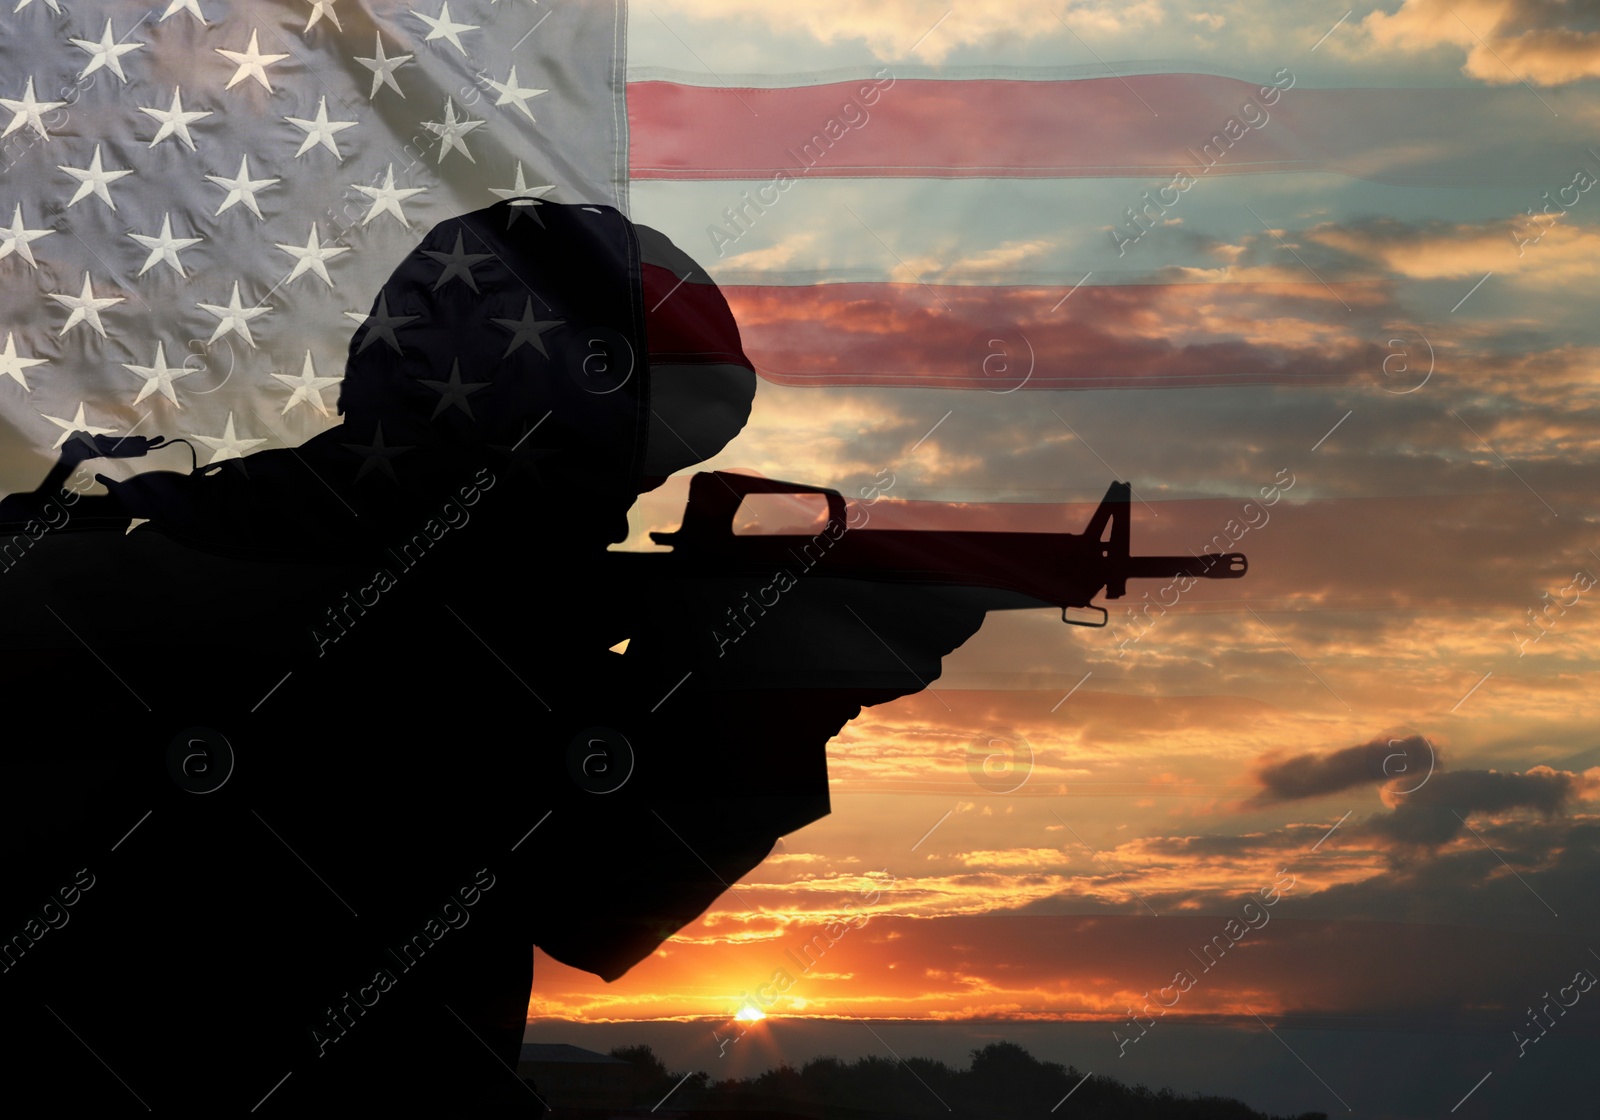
[628,75,1487,181]
[642,261,752,368]
[721,282,1371,389]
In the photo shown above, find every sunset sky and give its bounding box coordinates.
[532,3,1600,1117]
[0,0,1591,1115]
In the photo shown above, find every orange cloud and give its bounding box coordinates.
[1304,213,1600,284]
[1361,0,1600,86]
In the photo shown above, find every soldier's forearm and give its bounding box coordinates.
[0,486,125,530]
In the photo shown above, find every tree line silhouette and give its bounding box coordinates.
[604,1040,1329,1119]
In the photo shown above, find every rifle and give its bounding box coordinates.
[616,470,1248,627]
[0,440,1245,635]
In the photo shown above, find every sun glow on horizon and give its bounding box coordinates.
[735,1005,768,1022]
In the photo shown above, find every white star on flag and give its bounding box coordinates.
[58,144,136,212]
[353,164,427,227]
[0,205,54,268]
[0,77,67,140]
[414,3,480,55]
[275,223,349,287]
[158,0,206,23]
[129,214,204,277]
[49,274,124,338]
[355,33,411,100]
[197,281,270,348]
[421,98,484,164]
[273,351,340,415]
[190,411,266,463]
[206,154,279,218]
[216,29,290,92]
[302,0,341,33]
[488,162,555,227]
[122,342,192,406]
[0,332,48,390]
[70,20,145,84]
[139,86,212,150]
[285,95,357,159]
[42,403,116,450]
[487,67,546,122]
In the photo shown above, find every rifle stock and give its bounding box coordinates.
[618,472,1246,626]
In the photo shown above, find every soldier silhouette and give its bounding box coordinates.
[0,200,997,1113]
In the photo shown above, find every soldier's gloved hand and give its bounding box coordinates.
[58,431,160,466]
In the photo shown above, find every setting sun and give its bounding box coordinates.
[734,1006,768,1023]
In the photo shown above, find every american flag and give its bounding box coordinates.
[0,0,627,491]
[0,2,1580,485]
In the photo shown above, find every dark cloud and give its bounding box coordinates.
[1251,734,1434,803]
[1250,733,1592,847]
[1360,765,1593,847]
[1493,0,1600,34]
[1279,816,1600,935]
[1004,813,1600,936]
[1138,826,1326,857]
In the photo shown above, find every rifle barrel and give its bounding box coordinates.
[1125,553,1247,580]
